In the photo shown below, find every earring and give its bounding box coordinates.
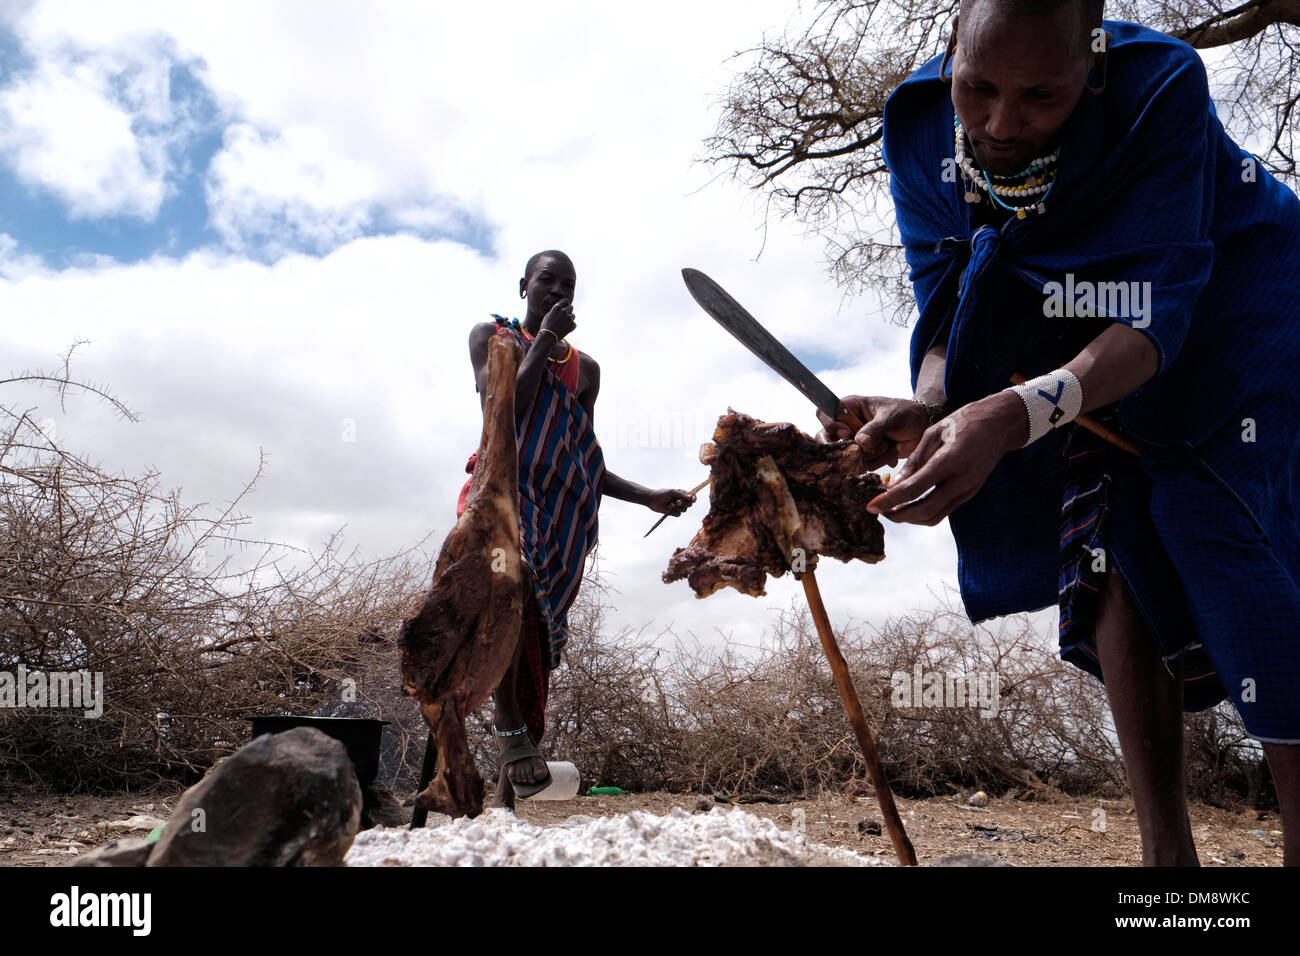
[519,288,527,299]
[1086,52,1107,95]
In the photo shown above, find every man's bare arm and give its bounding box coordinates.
[913,342,948,408]
[1064,322,1160,414]
[603,469,695,516]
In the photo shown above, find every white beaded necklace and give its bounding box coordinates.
[954,119,1060,219]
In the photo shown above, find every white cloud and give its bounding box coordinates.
[0,225,984,648]
[3,2,808,253]
[0,1,1060,652]
[205,122,380,252]
[0,56,163,218]
[204,122,479,255]
[0,22,213,221]
[0,232,46,279]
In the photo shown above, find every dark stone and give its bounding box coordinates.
[147,726,361,866]
[858,819,882,836]
[67,837,154,867]
[932,853,1011,867]
[360,782,407,829]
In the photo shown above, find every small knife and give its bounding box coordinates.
[643,476,711,538]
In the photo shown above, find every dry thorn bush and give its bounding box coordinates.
[2,351,1268,809]
[534,588,1265,808]
[0,349,430,791]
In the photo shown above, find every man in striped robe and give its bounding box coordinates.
[466,249,695,807]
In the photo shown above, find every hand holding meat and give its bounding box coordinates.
[816,395,929,470]
[664,411,885,598]
[867,391,1027,526]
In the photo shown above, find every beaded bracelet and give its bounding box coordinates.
[917,399,951,427]
[1009,369,1083,445]
[492,724,529,738]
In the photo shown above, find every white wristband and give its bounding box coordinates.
[1010,369,1083,445]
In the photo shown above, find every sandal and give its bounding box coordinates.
[493,724,552,798]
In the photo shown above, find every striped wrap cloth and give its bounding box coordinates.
[492,315,605,669]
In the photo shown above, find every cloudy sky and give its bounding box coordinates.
[0,0,1055,649]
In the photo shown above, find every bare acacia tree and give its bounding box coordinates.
[705,0,1300,315]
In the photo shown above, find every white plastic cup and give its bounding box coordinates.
[522,760,580,800]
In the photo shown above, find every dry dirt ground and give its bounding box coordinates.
[0,783,1284,867]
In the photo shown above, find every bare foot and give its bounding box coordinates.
[492,705,550,799]
[484,748,548,811]
[493,642,550,803]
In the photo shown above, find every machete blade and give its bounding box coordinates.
[681,267,855,426]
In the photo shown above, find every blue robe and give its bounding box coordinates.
[882,21,1300,740]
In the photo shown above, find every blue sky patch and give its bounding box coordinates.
[0,42,495,268]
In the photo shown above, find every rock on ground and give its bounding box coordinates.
[932,853,1011,867]
[67,837,154,867]
[346,807,890,867]
[361,782,407,829]
[147,726,361,867]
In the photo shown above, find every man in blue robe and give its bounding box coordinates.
[822,1,1300,865]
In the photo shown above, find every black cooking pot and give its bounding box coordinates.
[249,715,389,786]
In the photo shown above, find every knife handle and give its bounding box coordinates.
[835,408,865,433]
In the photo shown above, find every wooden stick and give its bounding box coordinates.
[800,568,918,866]
[410,731,437,829]
[1010,372,1141,456]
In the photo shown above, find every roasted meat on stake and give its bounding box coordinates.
[663,410,886,597]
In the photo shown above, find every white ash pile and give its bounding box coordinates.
[346,806,889,867]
